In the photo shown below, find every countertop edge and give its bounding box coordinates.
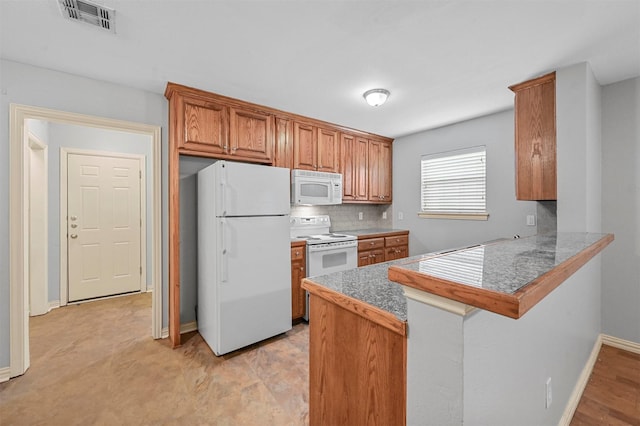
[388,233,614,319]
[302,278,407,336]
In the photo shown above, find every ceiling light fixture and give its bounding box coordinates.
[363,88,390,107]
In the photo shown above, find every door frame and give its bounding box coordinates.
[61,148,147,305]
[28,132,49,317]
[9,103,162,378]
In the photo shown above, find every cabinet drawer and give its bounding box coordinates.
[291,247,305,261]
[358,238,385,251]
[385,235,408,247]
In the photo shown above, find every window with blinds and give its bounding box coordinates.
[420,146,488,220]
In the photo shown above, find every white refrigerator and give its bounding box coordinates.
[197,161,291,356]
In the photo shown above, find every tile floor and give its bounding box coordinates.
[0,293,309,425]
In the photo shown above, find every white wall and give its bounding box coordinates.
[392,109,536,255]
[0,59,169,368]
[44,122,153,302]
[601,76,640,343]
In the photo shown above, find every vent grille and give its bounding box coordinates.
[58,0,116,33]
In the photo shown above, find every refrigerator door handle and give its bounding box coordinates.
[220,166,227,216]
[220,219,228,282]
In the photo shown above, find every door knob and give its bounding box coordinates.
[70,234,78,239]
[70,215,77,221]
[70,224,77,228]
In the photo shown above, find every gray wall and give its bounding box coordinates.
[556,63,602,233]
[463,258,601,425]
[0,59,169,368]
[391,109,537,255]
[601,76,640,343]
[37,121,153,302]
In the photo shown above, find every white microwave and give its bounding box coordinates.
[291,169,343,206]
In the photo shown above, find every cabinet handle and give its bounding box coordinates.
[295,251,300,256]
[370,242,375,245]
[300,267,304,271]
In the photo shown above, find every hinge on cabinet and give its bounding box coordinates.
[140,266,142,275]
[139,170,142,179]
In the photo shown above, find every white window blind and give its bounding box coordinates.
[421,146,486,216]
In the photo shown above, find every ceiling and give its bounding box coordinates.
[1,1,639,138]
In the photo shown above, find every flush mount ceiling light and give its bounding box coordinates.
[363,88,390,107]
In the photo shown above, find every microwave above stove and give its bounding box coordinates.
[291,169,343,206]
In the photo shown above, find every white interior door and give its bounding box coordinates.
[67,153,142,302]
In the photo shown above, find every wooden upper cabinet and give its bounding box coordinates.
[181,94,229,154]
[369,139,392,203]
[274,116,293,169]
[317,127,339,172]
[293,122,338,172]
[229,107,274,163]
[340,133,368,202]
[293,121,317,170]
[509,72,557,200]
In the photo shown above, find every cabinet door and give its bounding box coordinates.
[369,140,392,203]
[293,122,317,170]
[274,117,293,169]
[229,107,274,163]
[340,133,357,201]
[181,94,229,154]
[385,246,408,262]
[317,127,339,172]
[511,72,556,200]
[354,137,369,200]
[379,140,392,202]
[358,250,375,267]
[291,246,306,320]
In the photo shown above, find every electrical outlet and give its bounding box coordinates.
[398,212,404,220]
[358,212,363,220]
[527,215,536,226]
[382,212,387,220]
[545,377,552,408]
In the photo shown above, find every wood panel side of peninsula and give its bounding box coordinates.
[304,289,406,426]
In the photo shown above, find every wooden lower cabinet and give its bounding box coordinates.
[291,242,306,320]
[358,237,385,266]
[358,231,409,266]
[308,293,406,426]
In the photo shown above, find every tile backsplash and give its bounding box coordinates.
[291,204,392,231]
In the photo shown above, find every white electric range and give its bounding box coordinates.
[290,215,358,320]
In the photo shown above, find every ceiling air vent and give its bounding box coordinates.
[57,0,116,33]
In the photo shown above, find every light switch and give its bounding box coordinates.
[526,215,536,226]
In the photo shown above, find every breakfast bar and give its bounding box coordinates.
[302,232,613,426]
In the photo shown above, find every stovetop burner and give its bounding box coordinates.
[290,216,356,244]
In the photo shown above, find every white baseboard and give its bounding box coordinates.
[559,334,603,425]
[48,300,60,312]
[601,334,640,354]
[160,321,198,339]
[559,333,640,425]
[0,366,11,383]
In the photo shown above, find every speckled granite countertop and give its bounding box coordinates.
[304,257,412,322]
[304,233,614,324]
[389,232,614,319]
[337,228,409,238]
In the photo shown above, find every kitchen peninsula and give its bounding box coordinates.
[302,232,613,426]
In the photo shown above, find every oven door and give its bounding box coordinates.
[305,241,357,321]
[307,242,358,276]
